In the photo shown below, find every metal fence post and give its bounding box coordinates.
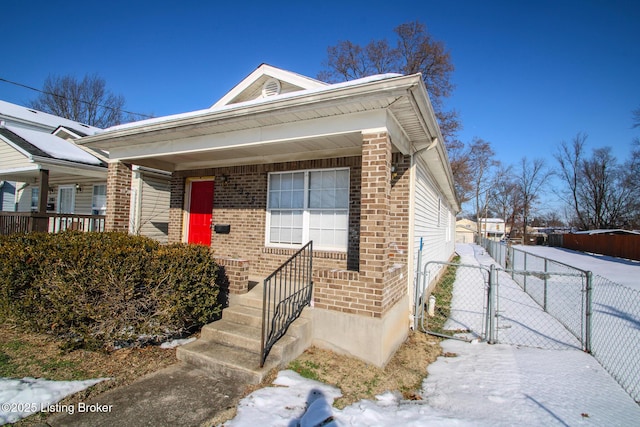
[486,264,496,344]
[523,252,528,292]
[510,246,515,280]
[543,258,548,312]
[584,271,593,353]
[414,238,423,331]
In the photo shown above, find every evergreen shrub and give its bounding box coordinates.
[0,232,220,350]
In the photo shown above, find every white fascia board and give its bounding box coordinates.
[109,109,387,162]
[34,157,107,178]
[409,83,460,212]
[0,165,40,182]
[81,74,419,149]
[131,165,172,177]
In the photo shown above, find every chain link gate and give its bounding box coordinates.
[415,260,494,342]
[418,242,639,403]
[415,260,590,352]
[493,267,589,350]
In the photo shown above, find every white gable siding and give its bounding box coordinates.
[412,156,456,291]
[0,143,31,170]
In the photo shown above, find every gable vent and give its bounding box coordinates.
[262,78,281,97]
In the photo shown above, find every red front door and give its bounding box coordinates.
[187,180,214,245]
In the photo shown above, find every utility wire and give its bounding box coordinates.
[0,77,153,118]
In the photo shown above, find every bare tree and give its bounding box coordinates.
[624,140,640,228]
[29,73,144,128]
[447,138,473,204]
[466,138,500,235]
[554,133,588,228]
[491,165,520,237]
[555,133,636,230]
[517,157,552,244]
[319,20,460,145]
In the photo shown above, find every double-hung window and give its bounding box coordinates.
[267,168,349,251]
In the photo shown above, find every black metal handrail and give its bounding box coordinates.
[260,241,313,367]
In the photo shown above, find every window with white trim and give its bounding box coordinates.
[267,168,349,251]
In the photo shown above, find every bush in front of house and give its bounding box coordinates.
[0,232,221,350]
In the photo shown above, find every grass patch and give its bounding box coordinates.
[287,330,441,408]
[427,255,461,334]
[289,360,321,381]
[0,322,178,425]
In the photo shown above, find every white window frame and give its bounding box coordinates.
[266,167,350,252]
[57,185,75,214]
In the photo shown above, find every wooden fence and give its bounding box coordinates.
[559,233,640,261]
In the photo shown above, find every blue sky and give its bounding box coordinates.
[2,0,639,214]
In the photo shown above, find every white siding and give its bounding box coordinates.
[0,143,31,169]
[139,174,170,243]
[412,156,456,293]
[14,179,107,213]
[0,181,16,211]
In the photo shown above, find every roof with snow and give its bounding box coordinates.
[0,125,104,166]
[79,63,459,210]
[0,100,101,135]
[101,67,404,133]
[573,229,640,235]
[478,218,505,223]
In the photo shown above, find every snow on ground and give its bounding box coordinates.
[2,244,639,425]
[0,377,107,425]
[159,337,196,349]
[513,244,640,290]
[0,337,194,425]
[226,243,640,426]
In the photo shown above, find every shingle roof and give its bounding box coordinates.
[0,126,52,158]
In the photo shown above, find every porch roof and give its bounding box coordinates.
[0,126,106,182]
[79,70,458,209]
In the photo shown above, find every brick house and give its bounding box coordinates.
[80,64,459,367]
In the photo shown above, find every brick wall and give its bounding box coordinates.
[168,173,186,243]
[386,152,411,312]
[214,257,250,295]
[105,161,132,232]
[166,133,410,318]
[312,132,410,318]
[168,157,362,276]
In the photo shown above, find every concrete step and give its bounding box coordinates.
[222,305,263,328]
[230,290,264,309]
[178,277,314,386]
[222,303,313,327]
[176,339,278,384]
[200,316,311,359]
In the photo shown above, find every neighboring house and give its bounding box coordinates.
[79,64,460,367]
[456,218,477,243]
[478,218,506,241]
[0,100,170,241]
[0,100,107,232]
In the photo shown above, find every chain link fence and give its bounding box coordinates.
[590,274,640,404]
[481,238,640,403]
[415,260,490,341]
